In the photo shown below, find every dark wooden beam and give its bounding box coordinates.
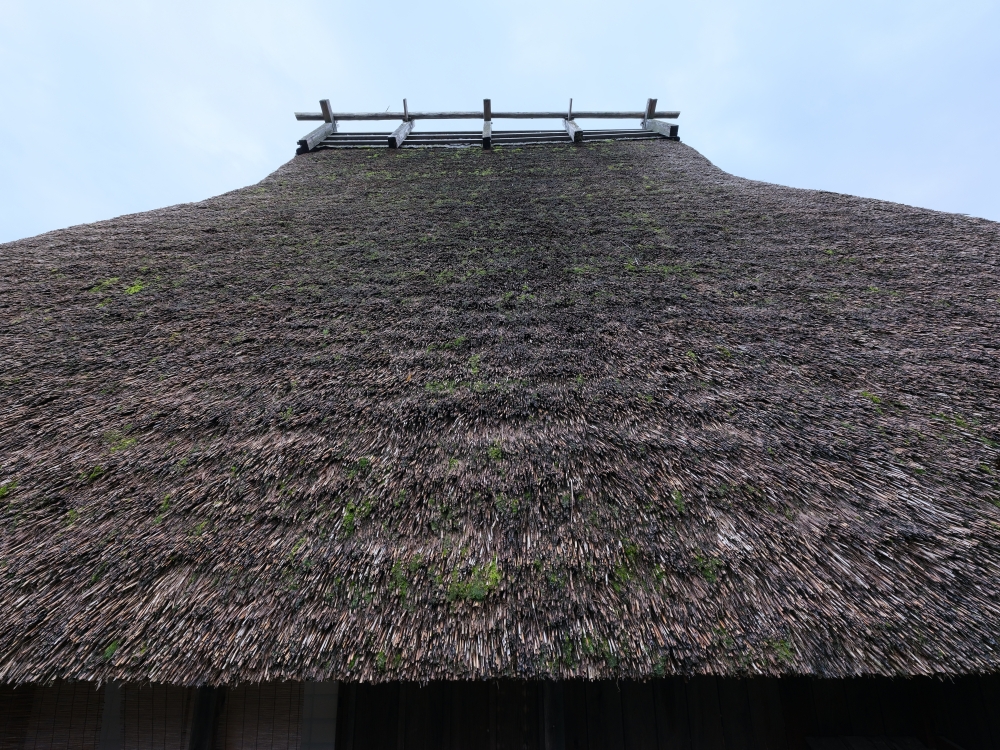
[483,98,492,121]
[188,686,223,750]
[300,682,339,750]
[97,683,122,750]
[344,683,357,750]
[388,120,414,148]
[488,681,498,750]
[396,683,406,750]
[543,682,566,750]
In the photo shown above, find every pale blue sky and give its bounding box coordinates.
[1,0,998,243]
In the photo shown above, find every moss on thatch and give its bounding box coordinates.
[1,141,999,685]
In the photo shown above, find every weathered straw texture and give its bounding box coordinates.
[1,141,999,686]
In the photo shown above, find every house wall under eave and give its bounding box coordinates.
[2,677,998,750]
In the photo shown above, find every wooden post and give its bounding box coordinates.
[568,98,573,119]
[483,98,492,149]
[320,99,334,124]
[402,98,409,122]
[643,98,657,127]
[388,120,414,148]
[563,119,583,143]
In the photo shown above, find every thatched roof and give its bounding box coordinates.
[1,140,999,686]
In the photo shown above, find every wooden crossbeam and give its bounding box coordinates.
[643,119,679,139]
[563,120,583,143]
[387,99,414,147]
[388,120,414,148]
[297,122,337,153]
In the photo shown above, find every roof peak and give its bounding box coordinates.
[294,97,680,153]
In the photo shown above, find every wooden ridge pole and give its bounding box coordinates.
[295,108,680,121]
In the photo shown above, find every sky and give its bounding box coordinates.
[1,0,998,243]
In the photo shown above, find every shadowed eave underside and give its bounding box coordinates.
[0,140,999,685]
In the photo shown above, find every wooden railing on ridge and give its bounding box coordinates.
[294,98,680,152]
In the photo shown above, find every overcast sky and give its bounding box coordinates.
[1,0,998,243]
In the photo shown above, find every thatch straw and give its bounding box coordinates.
[1,141,998,685]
